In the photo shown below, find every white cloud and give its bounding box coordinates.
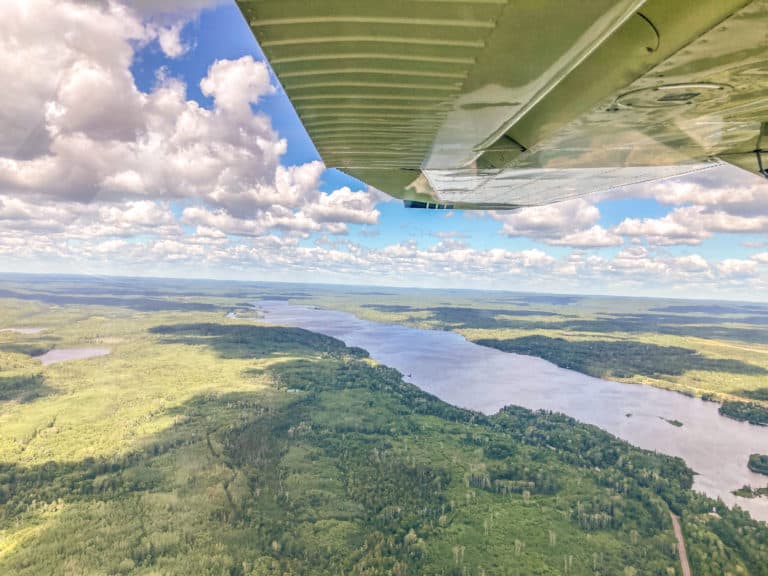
[199,56,275,114]
[650,180,768,211]
[673,254,711,274]
[548,225,622,248]
[206,162,324,216]
[490,199,624,248]
[304,187,380,227]
[94,239,128,254]
[614,205,768,246]
[0,3,287,212]
[613,210,706,246]
[156,23,189,58]
[0,0,145,160]
[0,0,384,250]
[609,247,668,275]
[717,259,759,278]
[493,198,599,240]
[591,164,768,248]
[488,197,629,249]
[0,195,179,238]
[181,179,380,237]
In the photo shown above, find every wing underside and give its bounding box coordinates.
[238,0,768,209]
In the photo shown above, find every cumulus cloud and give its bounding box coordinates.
[200,56,275,114]
[490,198,622,248]
[493,198,599,239]
[0,1,145,160]
[4,223,763,299]
[650,180,767,211]
[673,254,711,274]
[155,23,189,58]
[0,0,383,253]
[614,206,768,246]
[180,205,321,237]
[548,225,622,248]
[603,164,768,247]
[717,259,759,278]
[304,187,380,227]
[0,195,179,239]
[613,210,706,246]
[0,3,284,204]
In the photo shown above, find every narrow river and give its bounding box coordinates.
[257,300,768,522]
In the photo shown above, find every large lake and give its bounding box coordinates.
[257,300,768,522]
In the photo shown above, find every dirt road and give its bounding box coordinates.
[670,513,692,576]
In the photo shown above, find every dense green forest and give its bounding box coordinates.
[733,484,768,499]
[472,335,765,381]
[2,277,768,574]
[2,309,768,574]
[749,454,768,476]
[720,401,768,426]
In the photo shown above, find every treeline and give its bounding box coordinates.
[719,401,768,426]
[475,335,765,379]
[417,305,768,343]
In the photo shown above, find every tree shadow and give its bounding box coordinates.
[0,331,62,359]
[0,374,58,404]
[0,342,55,357]
[508,293,582,305]
[428,306,561,322]
[474,335,768,379]
[652,304,768,315]
[420,306,565,329]
[148,322,369,360]
[406,304,768,343]
[0,288,221,313]
[360,304,414,313]
[560,314,768,343]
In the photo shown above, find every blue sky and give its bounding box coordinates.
[0,1,767,299]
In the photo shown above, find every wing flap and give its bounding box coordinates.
[239,0,768,209]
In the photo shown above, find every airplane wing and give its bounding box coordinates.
[236,0,768,209]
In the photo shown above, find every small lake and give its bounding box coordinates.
[257,300,768,522]
[36,348,110,366]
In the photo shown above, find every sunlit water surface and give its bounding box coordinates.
[258,300,768,522]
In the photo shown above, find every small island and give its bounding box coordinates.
[733,484,768,499]
[748,454,768,476]
[661,417,683,428]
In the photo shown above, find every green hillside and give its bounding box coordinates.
[1,293,767,575]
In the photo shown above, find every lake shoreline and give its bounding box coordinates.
[255,300,768,522]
